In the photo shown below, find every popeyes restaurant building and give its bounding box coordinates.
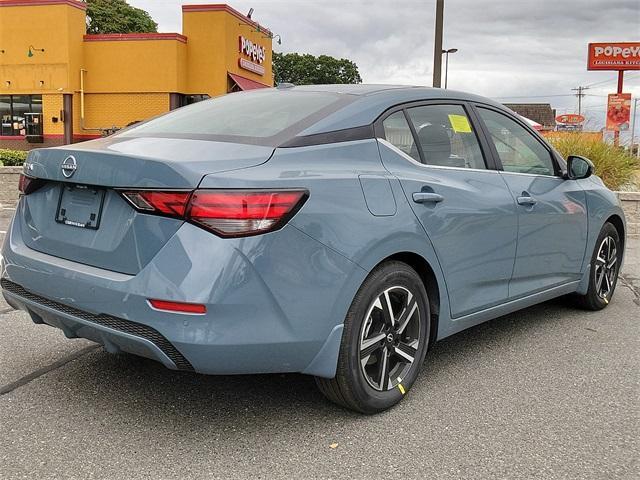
[0,0,273,150]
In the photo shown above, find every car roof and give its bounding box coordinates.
[281,84,421,95]
[279,84,508,136]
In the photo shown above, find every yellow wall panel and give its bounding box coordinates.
[83,39,186,93]
[81,93,169,132]
[43,94,64,135]
[0,2,86,94]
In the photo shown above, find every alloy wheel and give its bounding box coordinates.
[359,286,421,391]
[594,235,618,299]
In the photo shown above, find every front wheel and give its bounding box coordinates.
[315,261,430,413]
[573,222,621,310]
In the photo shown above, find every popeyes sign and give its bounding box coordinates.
[555,114,585,125]
[238,36,266,75]
[588,42,640,70]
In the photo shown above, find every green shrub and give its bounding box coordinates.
[547,133,639,190]
[0,149,28,167]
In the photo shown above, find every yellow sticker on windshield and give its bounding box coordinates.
[448,114,472,133]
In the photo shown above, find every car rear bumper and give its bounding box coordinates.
[2,279,191,371]
[1,208,366,377]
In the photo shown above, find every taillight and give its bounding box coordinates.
[120,191,191,216]
[18,174,45,195]
[188,190,308,237]
[119,189,308,238]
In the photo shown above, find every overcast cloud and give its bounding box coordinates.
[129,0,640,140]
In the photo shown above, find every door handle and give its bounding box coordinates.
[517,195,537,206]
[412,192,444,204]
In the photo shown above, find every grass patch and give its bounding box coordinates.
[547,133,639,190]
[0,149,28,167]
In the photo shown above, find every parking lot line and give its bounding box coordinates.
[0,345,99,396]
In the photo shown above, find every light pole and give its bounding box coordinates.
[442,48,458,89]
[432,0,444,88]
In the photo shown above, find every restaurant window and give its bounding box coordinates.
[0,94,43,136]
[180,94,210,107]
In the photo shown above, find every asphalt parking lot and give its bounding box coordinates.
[0,205,638,480]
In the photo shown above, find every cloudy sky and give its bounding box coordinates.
[129,0,640,142]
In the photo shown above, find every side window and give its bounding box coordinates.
[382,111,420,162]
[478,108,556,176]
[406,104,486,169]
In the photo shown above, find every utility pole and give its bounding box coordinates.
[571,86,589,116]
[614,71,624,147]
[432,0,444,88]
[631,98,639,158]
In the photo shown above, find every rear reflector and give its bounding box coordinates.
[148,299,207,314]
[119,188,308,238]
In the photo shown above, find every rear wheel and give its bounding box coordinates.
[315,261,430,413]
[573,222,621,310]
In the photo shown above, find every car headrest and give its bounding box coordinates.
[417,124,451,165]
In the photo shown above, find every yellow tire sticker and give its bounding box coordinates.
[448,114,472,133]
[398,383,406,395]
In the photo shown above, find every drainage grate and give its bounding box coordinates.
[1,278,194,371]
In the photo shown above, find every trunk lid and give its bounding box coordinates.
[18,137,273,274]
[26,136,273,188]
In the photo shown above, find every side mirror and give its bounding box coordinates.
[565,155,594,180]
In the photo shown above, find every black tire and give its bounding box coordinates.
[315,261,430,414]
[573,222,621,310]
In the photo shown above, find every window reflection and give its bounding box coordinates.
[0,94,43,136]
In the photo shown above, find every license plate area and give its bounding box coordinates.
[55,184,106,230]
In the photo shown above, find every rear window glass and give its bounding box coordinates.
[119,90,349,144]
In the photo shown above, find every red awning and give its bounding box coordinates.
[228,73,270,91]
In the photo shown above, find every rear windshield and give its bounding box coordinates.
[119,90,351,146]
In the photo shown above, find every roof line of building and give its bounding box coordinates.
[182,3,273,36]
[0,0,86,11]
[83,33,188,44]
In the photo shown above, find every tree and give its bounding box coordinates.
[85,0,158,34]
[273,52,362,85]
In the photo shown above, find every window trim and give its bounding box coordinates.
[470,103,563,177]
[373,99,498,170]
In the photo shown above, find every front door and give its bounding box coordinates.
[475,106,588,298]
[377,103,518,318]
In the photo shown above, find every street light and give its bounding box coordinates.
[441,48,458,89]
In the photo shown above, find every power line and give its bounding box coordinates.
[495,94,574,99]
[585,72,640,88]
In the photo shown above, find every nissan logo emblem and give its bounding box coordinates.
[61,155,77,178]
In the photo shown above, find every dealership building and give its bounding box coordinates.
[0,0,274,150]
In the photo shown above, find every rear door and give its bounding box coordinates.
[473,105,588,298]
[376,102,518,318]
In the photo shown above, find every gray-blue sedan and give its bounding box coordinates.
[1,85,626,413]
